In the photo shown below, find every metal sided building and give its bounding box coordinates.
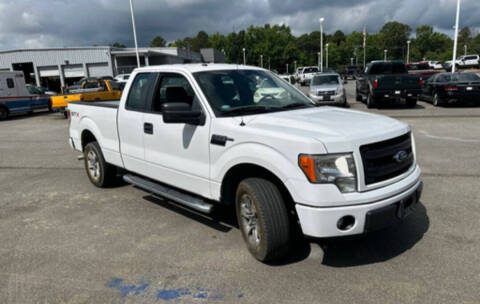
[0,47,204,92]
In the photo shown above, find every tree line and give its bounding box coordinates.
[115,21,480,73]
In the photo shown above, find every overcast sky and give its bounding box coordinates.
[0,0,479,50]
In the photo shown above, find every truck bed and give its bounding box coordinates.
[68,100,122,168]
[69,100,120,108]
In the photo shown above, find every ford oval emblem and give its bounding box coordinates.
[393,150,409,163]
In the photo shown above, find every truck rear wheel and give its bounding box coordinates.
[84,142,117,188]
[235,178,290,262]
[0,107,8,121]
[406,98,417,108]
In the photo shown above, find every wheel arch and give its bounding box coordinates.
[220,163,296,215]
[81,129,98,151]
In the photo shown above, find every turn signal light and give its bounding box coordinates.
[299,155,316,183]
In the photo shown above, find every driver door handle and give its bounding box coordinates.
[144,123,153,135]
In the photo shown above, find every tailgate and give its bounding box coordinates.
[377,74,420,90]
[51,94,81,109]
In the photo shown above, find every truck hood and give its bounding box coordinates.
[240,107,409,153]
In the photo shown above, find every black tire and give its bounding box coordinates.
[433,93,443,107]
[0,107,8,121]
[235,178,290,262]
[83,142,117,188]
[406,98,417,108]
[366,93,376,109]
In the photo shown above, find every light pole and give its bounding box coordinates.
[318,52,321,69]
[326,43,329,70]
[350,57,354,66]
[464,44,467,56]
[242,48,246,65]
[319,17,325,72]
[452,0,461,74]
[286,63,289,74]
[129,0,140,68]
[407,40,411,63]
[294,60,297,73]
[384,49,388,62]
[260,54,263,68]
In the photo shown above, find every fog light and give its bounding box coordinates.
[337,215,355,231]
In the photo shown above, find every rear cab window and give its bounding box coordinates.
[6,78,14,88]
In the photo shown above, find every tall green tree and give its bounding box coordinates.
[150,36,166,47]
[380,21,412,59]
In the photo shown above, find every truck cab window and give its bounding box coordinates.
[152,74,196,112]
[126,73,156,111]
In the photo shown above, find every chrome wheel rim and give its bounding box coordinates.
[240,194,260,246]
[87,150,100,181]
[434,95,438,106]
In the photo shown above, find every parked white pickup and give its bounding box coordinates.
[68,64,423,262]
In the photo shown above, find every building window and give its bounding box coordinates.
[6,78,14,89]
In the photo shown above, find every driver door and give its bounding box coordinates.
[142,72,212,198]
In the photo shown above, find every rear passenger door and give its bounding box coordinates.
[142,72,211,198]
[118,72,157,175]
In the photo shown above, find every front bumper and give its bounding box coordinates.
[309,93,345,104]
[293,166,423,238]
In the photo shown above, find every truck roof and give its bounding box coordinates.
[133,63,264,74]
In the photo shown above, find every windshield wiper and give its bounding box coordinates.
[281,102,312,110]
[221,105,270,116]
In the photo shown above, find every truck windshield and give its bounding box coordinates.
[311,75,339,85]
[193,69,314,117]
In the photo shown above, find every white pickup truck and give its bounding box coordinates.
[68,64,423,262]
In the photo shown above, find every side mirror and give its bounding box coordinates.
[162,102,205,126]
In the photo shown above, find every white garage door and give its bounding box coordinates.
[87,63,111,77]
[64,65,85,78]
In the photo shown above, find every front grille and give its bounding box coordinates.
[317,90,335,96]
[360,132,414,185]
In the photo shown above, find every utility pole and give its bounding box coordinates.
[326,44,329,70]
[407,40,411,63]
[384,49,388,62]
[129,0,140,68]
[286,63,289,74]
[242,48,246,65]
[464,44,467,56]
[319,18,325,72]
[260,55,263,68]
[452,0,461,74]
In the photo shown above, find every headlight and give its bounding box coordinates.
[299,154,357,193]
[309,90,315,95]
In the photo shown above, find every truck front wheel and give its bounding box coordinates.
[235,178,290,262]
[84,142,117,187]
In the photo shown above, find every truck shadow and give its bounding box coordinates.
[142,194,428,267]
[0,110,54,122]
[315,202,429,267]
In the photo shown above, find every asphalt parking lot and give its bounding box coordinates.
[1,82,480,304]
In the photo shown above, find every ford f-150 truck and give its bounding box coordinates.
[68,64,423,262]
[356,61,423,108]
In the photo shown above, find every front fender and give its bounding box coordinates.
[210,142,306,200]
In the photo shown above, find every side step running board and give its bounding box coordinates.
[123,174,214,214]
